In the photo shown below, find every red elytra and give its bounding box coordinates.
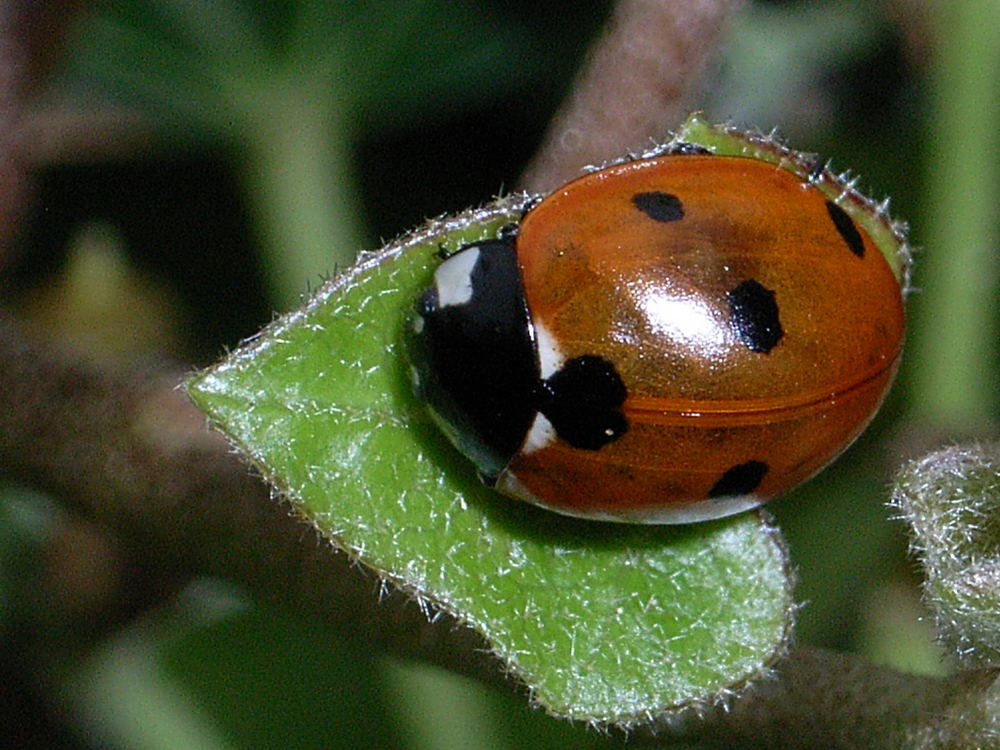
[488,155,905,523]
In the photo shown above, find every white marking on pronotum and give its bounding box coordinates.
[533,320,565,379]
[433,247,480,307]
[520,412,555,454]
[412,314,425,334]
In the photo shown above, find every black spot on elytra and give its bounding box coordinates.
[633,191,684,222]
[709,460,769,498]
[727,279,783,353]
[826,201,865,258]
[535,355,628,450]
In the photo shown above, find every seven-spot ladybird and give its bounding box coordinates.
[409,153,905,523]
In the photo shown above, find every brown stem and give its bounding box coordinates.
[0,313,513,691]
[638,646,983,749]
[518,0,745,194]
[0,1,30,265]
[0,1,89,259]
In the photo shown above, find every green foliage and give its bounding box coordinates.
[186,198,794,724]
[66,0,543,306]
[71,0,535,137]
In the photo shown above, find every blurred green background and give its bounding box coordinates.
[2,0,997,747]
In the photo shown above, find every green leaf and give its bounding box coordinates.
[186,195,794,724]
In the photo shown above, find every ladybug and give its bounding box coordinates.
[409,154,904,523]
